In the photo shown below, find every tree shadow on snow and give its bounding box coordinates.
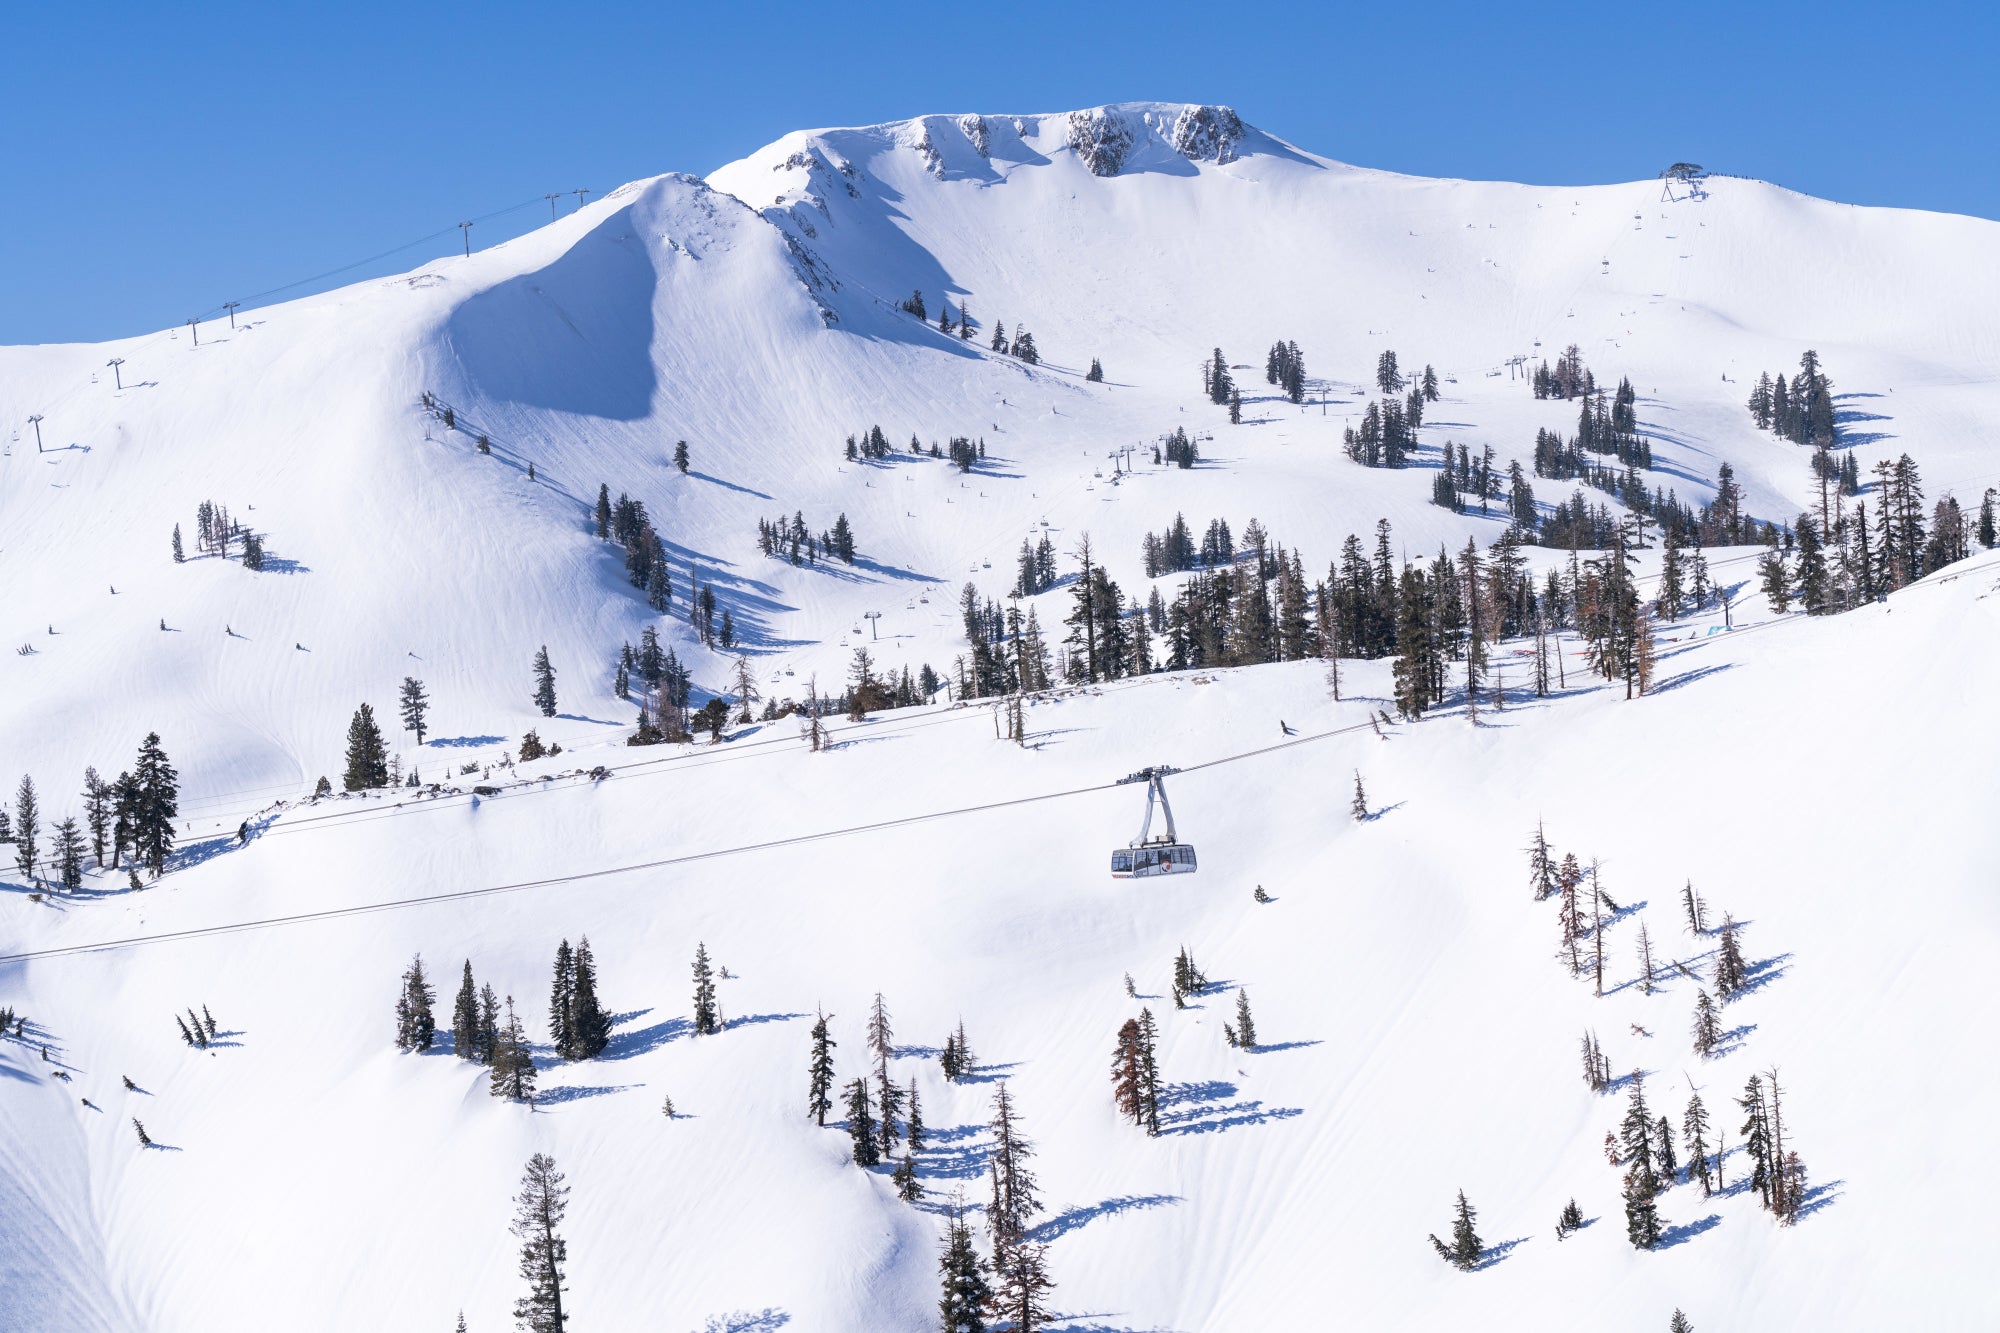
[1026,1194,1180,1243]
[537,1082,640,1106]
[1249,1039,1322,1054]
[1647,663,1736,695]
[1736,953,1792,997]
[687,471,774,501]
[724,1012,807,1030]
[430,734,506,749]
[602,1015,691,1060]
[1473,1236,1530,1269]
[1156,1080,1301,1135]
[955,1060,1023,1086]
[1656,1213,1722,1249]
[692,1310,789,1333]
[1795,1178,1845,1221]
[914,1122,991,1181]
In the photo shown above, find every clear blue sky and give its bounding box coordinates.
[5,0,1993,345]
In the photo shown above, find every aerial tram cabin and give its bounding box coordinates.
[1110,766,1197,878]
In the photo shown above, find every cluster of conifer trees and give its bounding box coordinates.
[1531,344,1593,400]
[1011,533,1059,596]
[1759,452,1994,615]
[1139,512,1244,577]
[1524,825,1813,1252]
[756,511,857,566]
[1162,426,1200,468]
[1264,340,1307,403]
[594,485,674,614]
[1341,395,1420,468]
[1746,351,1836,447]
[989,322,1039,364]
[3,736,179,889]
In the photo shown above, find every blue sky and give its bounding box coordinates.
[5,0,1993,345]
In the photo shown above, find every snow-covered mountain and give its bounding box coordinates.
[2,104,1998,1331]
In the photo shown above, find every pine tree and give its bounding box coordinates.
[548,939,576,1058]
[52,816,85,891]
[1738,1074,1774,1209]
[1692,989,1721,1057]
[130,733,179,879]
[1136,1007,1161,1136]
[532,646,558,718]
[1714,915,1748,1000]
[845,1078,879,1166]
[1428,1190,1483,1269]
[1233,988,1258,1050]
[808,1007,837,1125]
[12,776,38,883]
[1556,1197,1584,1238]
[986,1082,1042,1249]
[1657,1113,1678,1179]
[1556,853,1585,977]
[1086,357,1103,383]
[1527,820,1556,900]
[1623,1158,1665,1249]
[343,705,390,791]
[1669,1311,1693,1333]
[692,942,719,1035]
[1682,879,1707,937]
[1111,1018,1143,1124]
[489,997,537,1102]
[477,983,500,1065]
[673,439,690,473]
[171,523,185,563]
[569,936,610,1059]
[869,992,902,1158]
[398,677,430,746]
[82,767,110,867]
[992,1241,1056,1333]
[510,1152,570,1333]
[395,954,436,1051]
[452,961,480,1061]
[938,1195,992,1333]
[1636,920,1656,995]
[1350,771,1368,823]
[1683,1092,1714,1196]
[906,1077,926,1154]
[893,1153,921,1202]
[133,1117,151,1146]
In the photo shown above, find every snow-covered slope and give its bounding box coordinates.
[3,104,1999,1331]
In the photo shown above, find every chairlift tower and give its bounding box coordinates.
[106,358,124,390]
[27,414,44,452]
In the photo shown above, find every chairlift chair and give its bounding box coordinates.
[1110,766,1197,878]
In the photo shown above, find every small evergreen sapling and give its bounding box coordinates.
[531,646,558,718]
[1427,1190,1483,1270]
[691,942,720,1035]
[1669,1311,1693,1333]
[1231,988,1258,1050]
[1350,772,1368,823]
[1555,1198,1584,1239]
[132,1118,151,1147]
